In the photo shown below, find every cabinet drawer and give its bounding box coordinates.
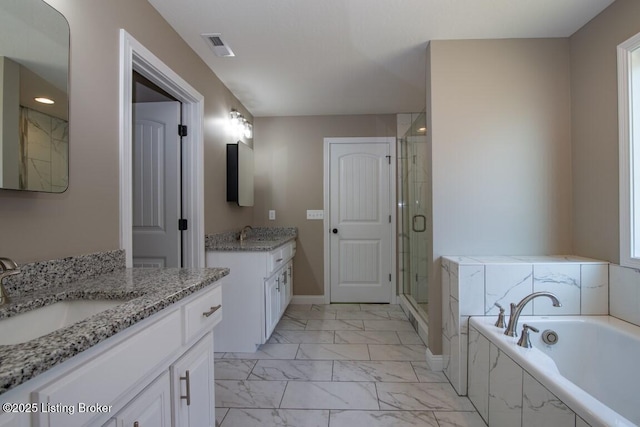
[183,283,222,344]
[268,248,285,274]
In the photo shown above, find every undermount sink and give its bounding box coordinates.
[0,299,127,345]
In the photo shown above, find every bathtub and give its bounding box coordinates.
[469,316,640,427]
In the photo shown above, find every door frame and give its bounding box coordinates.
[323,137,397,304]
[119,30,205,268]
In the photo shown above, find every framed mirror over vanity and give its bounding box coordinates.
[0,0,70,193]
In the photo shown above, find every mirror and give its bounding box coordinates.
[0,0,70,193]
[227,141,254,207]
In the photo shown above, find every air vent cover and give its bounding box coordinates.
[202,33,235,57]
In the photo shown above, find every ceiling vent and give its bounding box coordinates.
[202,33,235,57]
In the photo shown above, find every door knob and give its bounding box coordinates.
[332,228,338,234]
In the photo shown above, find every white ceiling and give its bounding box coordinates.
[147,0,614,117]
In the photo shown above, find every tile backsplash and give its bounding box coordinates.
[610,264,640,327]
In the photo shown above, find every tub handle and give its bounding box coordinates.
[494,303,506,329]
[517,324,539,348]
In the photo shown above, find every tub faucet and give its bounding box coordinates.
[504,292,562,337]
[0,257,20,306]
[239,225,253,242]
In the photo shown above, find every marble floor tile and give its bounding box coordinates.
[368,344,427,361]
[329,410,439,427]
[296,344,370,360]
[215,380,287,408]
[396,330,424,345]
[359,304,403,311]
[305,319,364,331]
[285,304,312,312]
[274,318,307,331]
[411,362,449,383]
[363,320,416,331]
[214,359,257,380]
[214,352,225,359]
[223,344,299,360]
[376,382,475,411]
[311,304,362,312]
[335,310,390,320]
[387,311,409,320]
[284,310,336,320]
[334,330,400,344]
[268,330,335,344]
[433,411,488,427]
[220,409,329,427]
[332,361,419,382]
[215,407,228,427]
[281,381,379,410]
[249,359,333,381]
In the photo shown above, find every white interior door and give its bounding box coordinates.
[329,141,392,302]
[132,101,181,268]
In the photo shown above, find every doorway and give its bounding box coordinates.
[323,137,396,303]
[119,30,205,268]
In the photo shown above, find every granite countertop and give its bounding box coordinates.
[0,267,229,394]
[206,226,297,252]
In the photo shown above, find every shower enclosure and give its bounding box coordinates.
[397,112,429,322]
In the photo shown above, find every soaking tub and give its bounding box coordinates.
[469,316,639,427]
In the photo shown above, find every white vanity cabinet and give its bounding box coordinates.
[206,240,295,352]
[0,280,223,427]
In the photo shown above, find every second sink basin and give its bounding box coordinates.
[0,299,127,345]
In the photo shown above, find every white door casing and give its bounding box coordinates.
[324,138,396,303]
[132,102,181,268]
[119,30,205,268]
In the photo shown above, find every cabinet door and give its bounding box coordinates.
[264,274,281,341]
[112,371,171,427]
[279,268,288,318]
[172,333,215,427]
[286,261,293,307]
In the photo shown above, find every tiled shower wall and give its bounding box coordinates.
[20,106,69,192]
[610,264,640,327]
[441,255,609,395]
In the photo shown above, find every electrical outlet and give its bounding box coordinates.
[306,210,324,220]
[269,210,276,220]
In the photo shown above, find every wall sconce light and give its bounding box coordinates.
[230,109,253,139]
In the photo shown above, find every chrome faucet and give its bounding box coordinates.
[0,257,20,306]
[504,292,561,337]
[238,225,253,242]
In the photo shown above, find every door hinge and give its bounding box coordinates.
[178,125,188,137]
[178,218,188,231]
[389,274,392,282]
[386,155,391,164]
[389,215,392,223]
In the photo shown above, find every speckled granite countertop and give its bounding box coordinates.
[205,226,297,252]
[0,267,228,394]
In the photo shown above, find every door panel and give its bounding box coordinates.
[132,102,181,268]
[330,142,391,303]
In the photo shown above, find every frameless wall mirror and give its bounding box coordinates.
[0,0,70,193]
[227,141,254,207]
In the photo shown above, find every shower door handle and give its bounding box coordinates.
[412,215,426,232]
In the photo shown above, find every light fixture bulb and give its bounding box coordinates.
[35,97,54,105]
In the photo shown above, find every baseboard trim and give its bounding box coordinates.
[291,295,326,305]
[425,348,444,372]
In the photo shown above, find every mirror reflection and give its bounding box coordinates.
[0,0,70,193]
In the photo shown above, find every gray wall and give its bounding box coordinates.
[570,0,640,263]
[427,38,573,353]
[0,0,253,263]
[253,115,397,297]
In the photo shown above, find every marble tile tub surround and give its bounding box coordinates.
[2,249,125,296]
[441,255,609,396]
[205,226,297,251]
[215,303,487,427]
[0,265,229,394]
[610,263,640,327]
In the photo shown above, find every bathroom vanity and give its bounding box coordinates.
[206,228,296,352]
[0,265,227,427]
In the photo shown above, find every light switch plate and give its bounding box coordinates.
[269,210,276,220]
[307,210,324,220]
